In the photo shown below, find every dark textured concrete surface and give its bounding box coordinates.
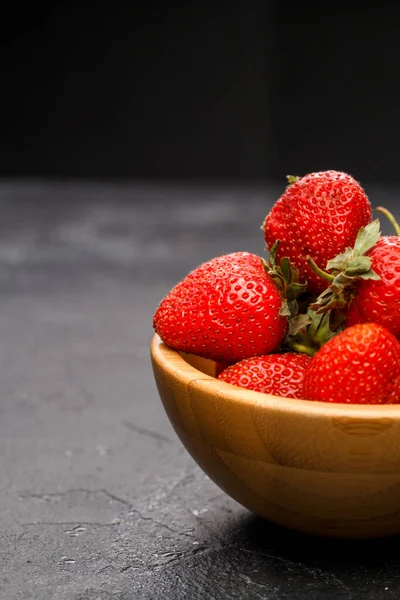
[1,181,400,599]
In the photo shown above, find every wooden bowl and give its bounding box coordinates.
[150,334,400,539]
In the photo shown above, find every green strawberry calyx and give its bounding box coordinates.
[262,240,308,319]
[262,239,342,356]
[262,243,341,357]
[283,309,341,357]
[308,219,382,314]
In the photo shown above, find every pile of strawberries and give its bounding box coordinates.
[153,171,400,404]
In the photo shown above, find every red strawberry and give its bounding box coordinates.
[304,323,400,404]
[262,171,372,294]
[346,236,400,338]
[218,353,311,399]
[307,209,400,338]
[153,252,287,363]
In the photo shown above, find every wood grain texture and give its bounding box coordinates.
[150,334,400,539]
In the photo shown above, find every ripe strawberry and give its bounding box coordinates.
[307,219,382,315]
[262,171,372,294]
[304,323,400,404]
[218,353,311,399]
[307,208,400,338]
[153,252,288,363]
[346,236,400,338]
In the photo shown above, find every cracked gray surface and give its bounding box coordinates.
[1,181,400,599]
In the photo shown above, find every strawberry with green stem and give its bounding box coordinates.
[307,219,381,312]
[262,170,372,295]
[264,237,345,357]
[309,210,400,339]
[262,241,338,356]
[345,208,400,337]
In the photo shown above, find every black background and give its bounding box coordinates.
[1,1,400,183]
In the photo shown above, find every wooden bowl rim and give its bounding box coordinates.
[151,334,400,420]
